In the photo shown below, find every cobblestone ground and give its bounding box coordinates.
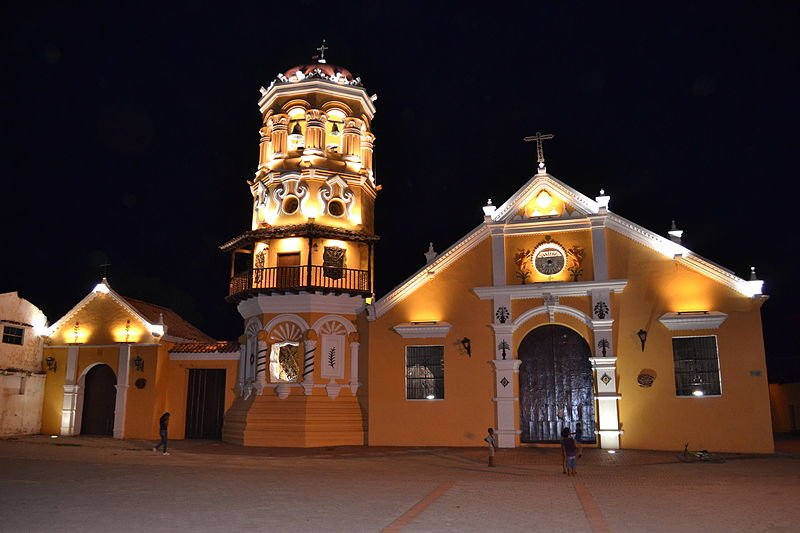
[1,436,798,532]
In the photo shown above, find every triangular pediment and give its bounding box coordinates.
[490,172,600,223]
[46,279,163,345]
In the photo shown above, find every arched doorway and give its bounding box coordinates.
[80,364,116,436]
[518,324,596,443]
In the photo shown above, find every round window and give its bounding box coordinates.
[328,200,345,217]
[283,197,299,214]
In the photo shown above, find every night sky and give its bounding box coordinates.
[4,3,798,379]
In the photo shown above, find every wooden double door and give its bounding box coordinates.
[185,369,226,440]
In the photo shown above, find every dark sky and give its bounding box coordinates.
[3,2,798,379]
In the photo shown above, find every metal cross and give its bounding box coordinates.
[316,40,328,63]
[100,263,111,278]
[523,132,555,166]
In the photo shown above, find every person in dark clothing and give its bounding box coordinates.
[153,412,170,455]
[561,426,578,476]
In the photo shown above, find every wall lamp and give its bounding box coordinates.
[460,337,472,357]
[132,355,144,372]
[45,357,57,373]
[637,329,648,352]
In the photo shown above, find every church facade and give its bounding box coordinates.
[220,54,772,453]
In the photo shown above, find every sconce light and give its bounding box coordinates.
[637,329,648,352]
[460,337,472,357]
[45,357,57,373]
[132,355,144,372]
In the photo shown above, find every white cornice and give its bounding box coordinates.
[659,311,728,331]
[237,293,366,319]
[499,218,592,235]
[259,81,376,118]
[392,322,452,339]
[374,224,490,318]
[605,213,762,298]
[473,279,628,300]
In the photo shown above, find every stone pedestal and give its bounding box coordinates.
[492,359,522,448]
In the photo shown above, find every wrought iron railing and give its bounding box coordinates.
[228,265,370,298]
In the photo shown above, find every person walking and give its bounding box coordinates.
[574,422,584,458]
[561,427,578,476]
[153,412,170,456]
[484,427,497,467]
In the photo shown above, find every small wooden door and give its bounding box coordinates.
[185,369,226,440]
[277,252,301,288]
[81,364,116,436]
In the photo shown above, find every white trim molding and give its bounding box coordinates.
[474,279,628,300]
[393,322,452,339]
[659,311,728,331]
[238,293,366,319]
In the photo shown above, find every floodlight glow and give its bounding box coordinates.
[93,282,109,294]
[692,390,704,397]
[426,394,435,400]
[607,450,616,454]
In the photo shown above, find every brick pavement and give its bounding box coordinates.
[1,435,798,532]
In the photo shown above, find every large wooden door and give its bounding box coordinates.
[518,325,596,442]
[277,252,301,288]
[185,369,226,440]
[81,364,116,436]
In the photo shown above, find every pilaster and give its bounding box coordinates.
[349,341,360,394]
[590,356,621,449]
[60,346,80,436]
[113,344,131,439]
[492,359,522,448]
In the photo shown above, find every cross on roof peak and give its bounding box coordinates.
[523,132,555,170]
[316,40,328,63]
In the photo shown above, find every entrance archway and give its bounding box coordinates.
[80,364,116,436]
[518,324,596,442]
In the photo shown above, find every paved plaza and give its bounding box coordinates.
[1,436,798,532]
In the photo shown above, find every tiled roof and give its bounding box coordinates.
[220,223,379,252]
[122,297,215,343]
[169,341,240,354]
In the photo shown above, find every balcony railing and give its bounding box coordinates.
[228,265,371,301]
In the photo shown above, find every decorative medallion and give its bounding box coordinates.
[323,246,346,280]
[500,377,509,388]
[593,301,609,319]
[495,306,509,324]
[135,378,147,389]
[533,237,566,276]
[637,373,655,388]
[600,373,611,385]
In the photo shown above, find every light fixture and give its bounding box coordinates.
[637,329,647,352]
[460,337,472,357]
[132,355,144,372]
[45,357,57,373]
[426,394,435,400]
[330,121,341,136]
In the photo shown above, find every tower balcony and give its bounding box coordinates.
[227,265,370,302]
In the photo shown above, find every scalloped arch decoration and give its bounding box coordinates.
[513,305,593,330]
[263,314,309,341]
[312,314,356,336]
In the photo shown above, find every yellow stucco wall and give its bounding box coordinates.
[368,238,494,446]
[609,231,773,453]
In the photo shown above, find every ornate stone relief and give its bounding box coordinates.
[318,175,354,218]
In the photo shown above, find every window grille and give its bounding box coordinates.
[2,325,24,345]
[406,345,444,400]
[672,336,721,396]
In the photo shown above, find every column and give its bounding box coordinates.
[303,109,325,155]
[349,341,360,394]
[590,356,621,449]
[490,225,506,286]
[113,344,131,439]
[270,114,289,159]
[255,339,268,394]
[360,132,375,178]
[590,216,609,281]
[60,346,80,436]
[302,338,316,396]
[492,359,522,448]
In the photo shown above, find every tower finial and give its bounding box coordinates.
[523,132,555,172]
[316,39,328,63]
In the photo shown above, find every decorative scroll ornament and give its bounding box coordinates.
[594,301,609,319]
[495,306,510,324]
[274,177,309,215]
[318,176,354,218]
[566,245,585,281]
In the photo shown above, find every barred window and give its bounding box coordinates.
[2,325,24,345]
[672,336,721,397]
[406,345,444,400]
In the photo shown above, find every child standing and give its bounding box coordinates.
[484,428,497,467]
[561,427,578,476]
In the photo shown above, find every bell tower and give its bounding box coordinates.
[220,49,378,447]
